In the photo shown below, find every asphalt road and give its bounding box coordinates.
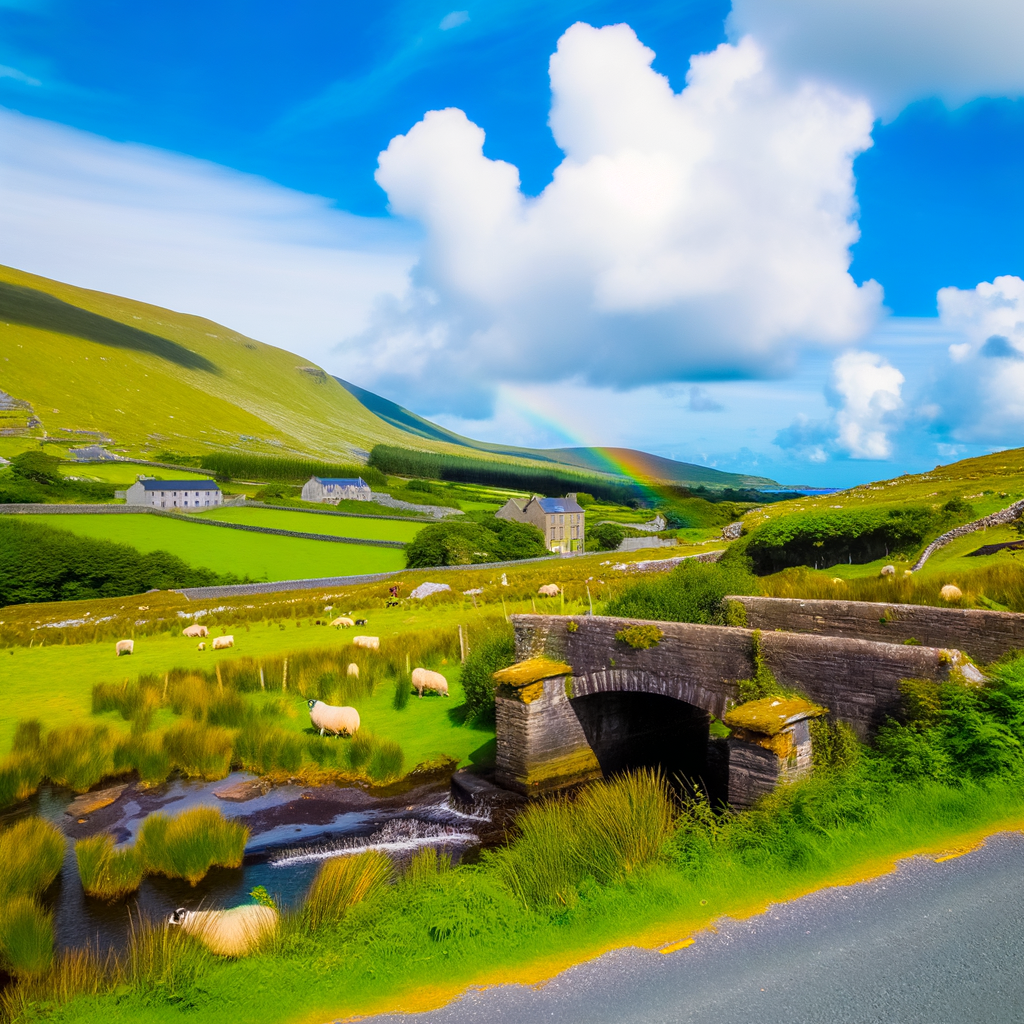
[357,831,1024,1024]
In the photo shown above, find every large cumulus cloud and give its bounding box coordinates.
[343,23,881,414]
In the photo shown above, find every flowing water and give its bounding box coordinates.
[16,773,498,954]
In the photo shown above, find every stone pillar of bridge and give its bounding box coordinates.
[493,657,603,796]
[721,696,826,808]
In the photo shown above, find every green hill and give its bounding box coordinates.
[0,263,778,492]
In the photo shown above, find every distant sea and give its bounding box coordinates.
[758,488,843,496]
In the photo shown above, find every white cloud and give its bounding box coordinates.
[831,350,904,459]
[439,10,469,31]
[0,107,415,369]
[927,276,1024,443]
[349,23,881,413]
[0,65,40,86]
[728,0,1024,119]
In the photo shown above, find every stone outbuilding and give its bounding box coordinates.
[495,493,585,554]
[301,476,372,503]
[125,478,223,509]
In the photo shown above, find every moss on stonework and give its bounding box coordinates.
[522,748,602,789]
[492,657,572,688]
[615,625,664,649]
[724,696,827,736]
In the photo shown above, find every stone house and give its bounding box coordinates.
[301,476,372,503]
[125,478,223,509]
[495,493,585,554]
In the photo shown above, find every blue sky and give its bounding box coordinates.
[2,0,1024,486]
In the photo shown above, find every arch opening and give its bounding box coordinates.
[569,691,721,797]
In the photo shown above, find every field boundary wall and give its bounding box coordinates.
[912,497,1024,571]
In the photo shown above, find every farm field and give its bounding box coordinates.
[198,506,425,543]
[18,513,407,581]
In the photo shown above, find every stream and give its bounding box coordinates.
[15,772,504,954]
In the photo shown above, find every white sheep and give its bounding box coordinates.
[346,662,360,678]
[307,699,360,736]
[880,565,896,577]
[182,624,209,638]
[940,584,963,602]
[537,584,560,597]
[212,635,234,650]
[168,905,277,957]
[353,635,379,650]
[115,639,134,657]
[411,667,449,698]
[197,642,206,651]
[331,616,354,629]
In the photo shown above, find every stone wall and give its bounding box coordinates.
[912,497,1024,570]
[729,595,1024,665]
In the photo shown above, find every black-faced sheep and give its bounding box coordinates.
[168,905,277,957]
[307,699,360,736]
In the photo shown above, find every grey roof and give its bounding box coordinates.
[139,479,220,491]
[537,496,584,514]
[315,477,368,487]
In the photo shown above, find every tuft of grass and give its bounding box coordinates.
[0,753,43,808]
[41,723,114,792]
[392,675,410,711]
[113,733,172,786]
[0,945,114,1020]
[366,736,405,782]
[494,769,675,908]
[123,910,213,996]
[303,851,393,931]
[0,897,53,977]
[233,723,303,774]
[75,833,145,901]
[10,719,42,754]
[162,721,233,779]
[0,817,65,901]
[403,847,452,886]
[138,806,248,885]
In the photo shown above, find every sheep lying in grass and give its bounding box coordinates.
[353,635,379,650]
[346,662,360,678]
[940,584,963,602]
[307,699,360,736]
[212,635,234,650]
[330,616,354,629]
[115,639,134,657]
[182,624,209,638]
[411,667,449,698]
[168,905,277,957]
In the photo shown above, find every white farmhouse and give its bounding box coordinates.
[126,478,223,509]
[301,476,372,503]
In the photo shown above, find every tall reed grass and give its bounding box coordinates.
[162,721,233,779]
[40,724,114,792]
[75,834,144,901]
[0,897,53,977]
[303,851,393,931]
[138,807,248,885]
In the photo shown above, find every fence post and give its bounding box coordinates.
[282,657,288,692]
[259,665,265,691]
[458,624,466,664]
[216,663,223,692]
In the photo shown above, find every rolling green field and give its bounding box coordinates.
[58,463,213,486]
[19,513,407,581]
[198,506,425,543]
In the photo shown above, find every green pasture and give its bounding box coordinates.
[18,513,406,581]
[199,507,425,543]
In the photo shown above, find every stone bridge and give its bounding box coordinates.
[493,611,985,807]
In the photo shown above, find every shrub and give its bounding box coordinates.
[162,722,233,779]
[615,624,664,649]
[303,851,393,931]
[405,516,546,568]
[588,522,625,551]
[75,834,144,901]
[606,560,758,624]
[0,818,65,901]
[459,622,515,721]
[0,897,53,977]
[139,807,248,885]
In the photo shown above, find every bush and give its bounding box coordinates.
[138,807,248,885]
[460,622,515,721]
[588,523,625,551]
[303,851,392,931]
[605,560,758,624]
[75,834,144,901]
[405,515,546,568]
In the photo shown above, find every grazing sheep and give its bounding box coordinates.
[197,642,206,651]
[182,624,209,638]
[168,905,277,957]
[330,616,354,629]
[880,565,896,577]
[353,636,379,650]
[115,639,134,657]
[411,667,449,698]
[346,662,360,678]
[940,584,963,602]
[212,635,234,650]
[307,699,360,736]
[355,618,368,626]
[537,584,560,597]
